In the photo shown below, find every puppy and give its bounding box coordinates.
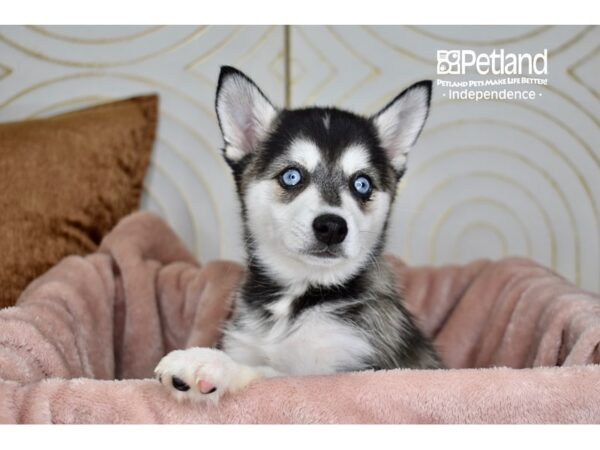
[155,66,443,403]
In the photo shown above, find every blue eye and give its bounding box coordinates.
[280,168,302,187]
[353,175,372,196]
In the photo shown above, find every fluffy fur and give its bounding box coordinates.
[155,66,442,402]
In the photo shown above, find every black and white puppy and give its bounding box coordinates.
[155,66,443,403]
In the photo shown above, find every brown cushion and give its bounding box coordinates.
[0,95,158,308]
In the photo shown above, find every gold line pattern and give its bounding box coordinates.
[325,26,381,105]
[406,25,553,46]
[567,43,600,101]
[267,50,285,86]
[0,71,214,120]
[451,221,509,260]
[157,136,226,258]
[236,26,278,66]
[549,25,594,57]
[284,25,291,108]
[294,27,337,105]
[160,110,231,175]
[419,119,598,289]
[421,117,600,261]
[362,26,431,65]
[0,27,207,68]
[26,95,111,118]
[184,27,243,79]
[431,198,532,262]
[366,78,435,114]
[410,145,582,283]
[142,185,169,219]
[26,25,165,44]
[412,173,559,277]
[150,156,202,258]
[543,83,600,128]
[0,62,12,82]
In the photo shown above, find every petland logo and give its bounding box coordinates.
[436,49,549,101]
[437,49,548,76]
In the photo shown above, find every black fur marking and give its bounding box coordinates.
[235,261,283,320]
[289,270,369,320]
[337,290,442,370]
[254,108,397,194]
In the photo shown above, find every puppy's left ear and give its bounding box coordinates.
[215,66,278,164]
[371,80,432,172]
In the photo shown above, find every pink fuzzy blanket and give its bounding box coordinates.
[1,212,599,424]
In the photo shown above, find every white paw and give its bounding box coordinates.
[154,348,254,403]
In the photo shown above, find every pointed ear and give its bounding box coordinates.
[371,80,432,172]
[215,66,278,163]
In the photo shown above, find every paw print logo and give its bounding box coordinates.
[437,50,461,75]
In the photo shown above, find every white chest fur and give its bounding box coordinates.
[222,295,374,376]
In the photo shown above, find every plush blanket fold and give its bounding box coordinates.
[0,212,599,423]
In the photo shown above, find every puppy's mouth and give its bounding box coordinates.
[304,245,345,259]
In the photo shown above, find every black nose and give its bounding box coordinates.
[312,214,348,245]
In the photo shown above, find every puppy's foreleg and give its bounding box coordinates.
[154,348,281,403]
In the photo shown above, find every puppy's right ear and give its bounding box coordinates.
[215,66,278,163]
[371,80,432,173]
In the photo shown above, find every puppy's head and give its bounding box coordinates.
[216,66,431,286]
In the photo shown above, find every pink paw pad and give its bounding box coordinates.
[197,379,217,394]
